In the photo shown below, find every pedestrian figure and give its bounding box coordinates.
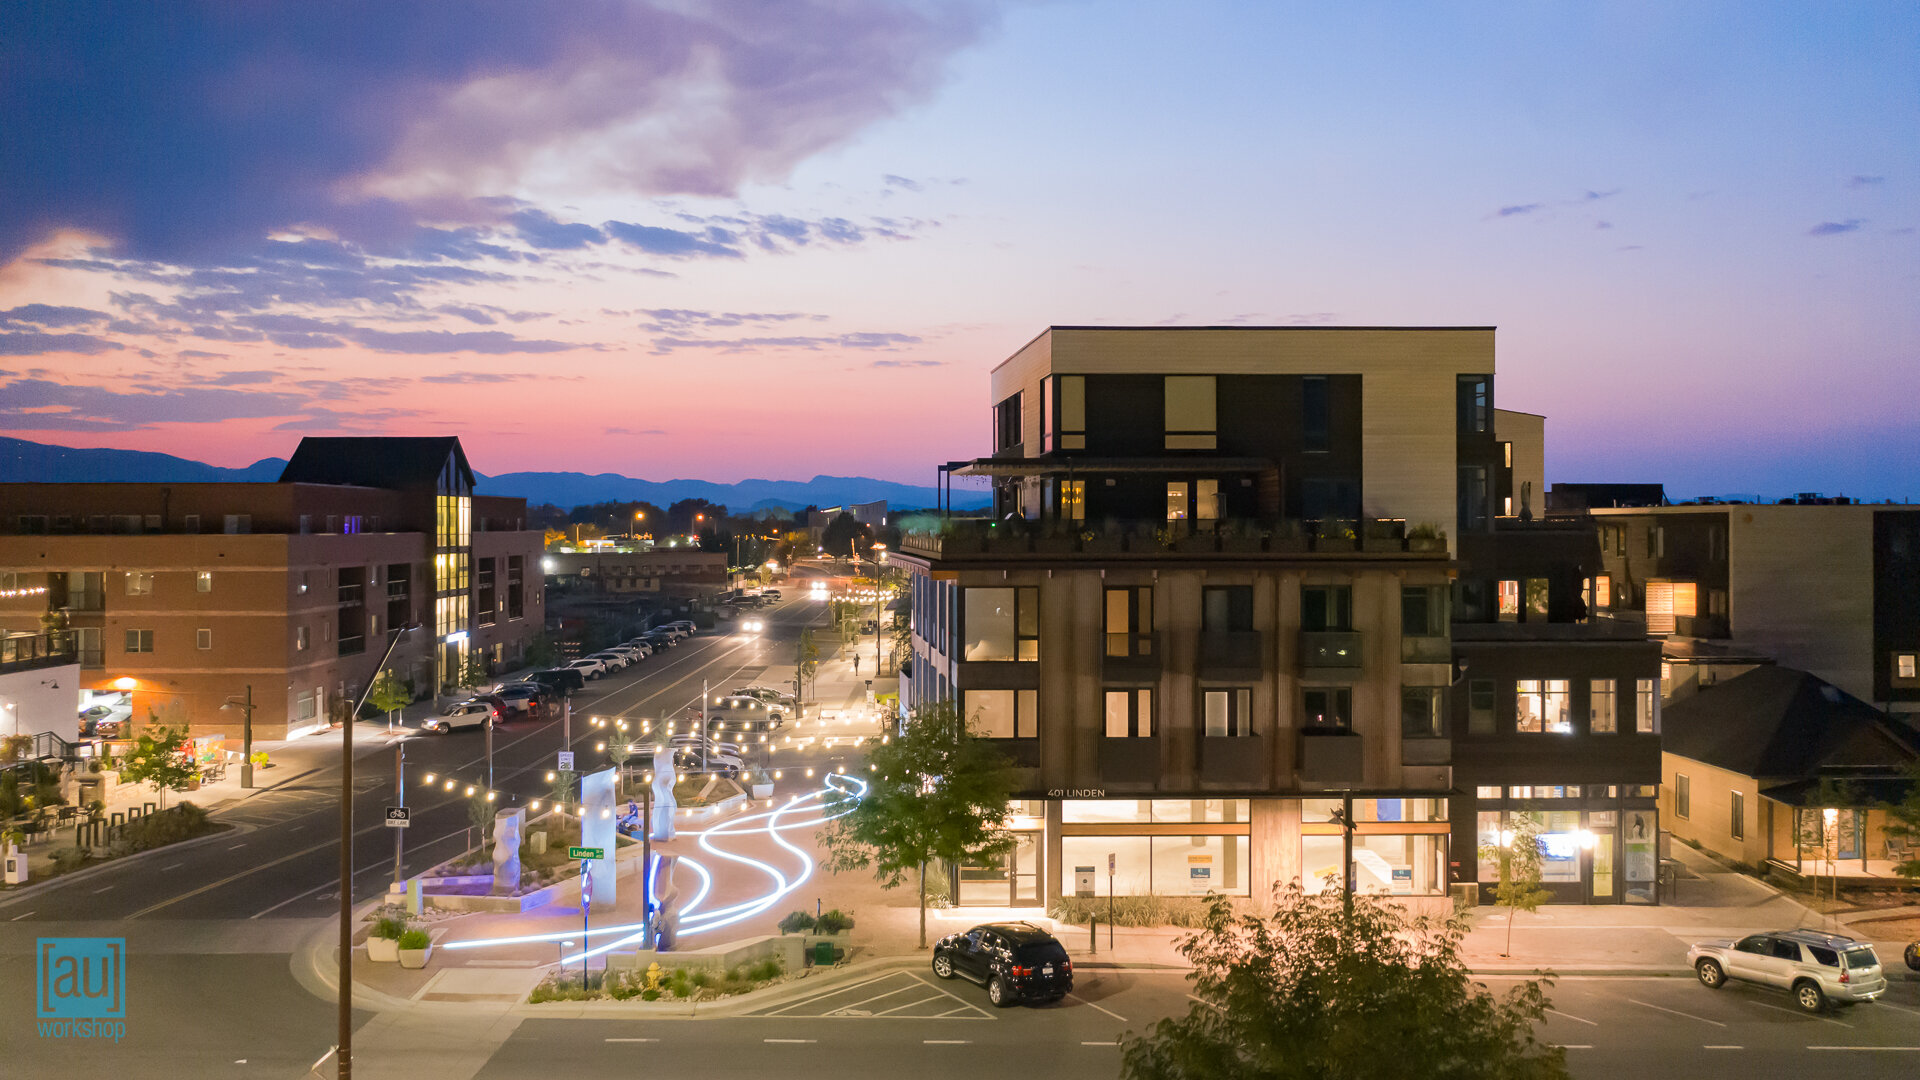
[852,654,861,675]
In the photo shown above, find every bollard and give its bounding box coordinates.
[144,802,156,816]
[1090,916,1097,956]
[110,811,124,829]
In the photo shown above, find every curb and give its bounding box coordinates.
[0,818,254,908]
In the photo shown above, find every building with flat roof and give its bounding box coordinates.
[0,436,543,741]
[898,327,1660,908]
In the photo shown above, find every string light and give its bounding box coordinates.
[485,791,497,802]
[530,800,542,811]
[465,785,476,796]
[443,779,455,791]
[423,773,436,783]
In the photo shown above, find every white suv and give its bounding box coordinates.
[1689,930,1886,1012]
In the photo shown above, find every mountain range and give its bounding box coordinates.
[0,436,988,512]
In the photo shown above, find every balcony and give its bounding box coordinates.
[0,633,75,675]
[898,517,1456,561]
[1300,631,1362,678]
[1402,737,1452,767]
[1198,631,1264,679]
[1097,738,1160,785]
[1298,730,1364,784]
[1200,735,1265,785]
[1400,634,1451,665]
[1103,632,1160,680]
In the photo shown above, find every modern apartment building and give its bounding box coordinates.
[1581,498,1920,721]
[541,547,729,597]
[897,327,1661,908]
[0,437,543,740]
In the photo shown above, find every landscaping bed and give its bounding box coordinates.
[529,956,788,1003]
[4,801,229,888]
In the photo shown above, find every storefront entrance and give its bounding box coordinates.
[958,831,1040,906]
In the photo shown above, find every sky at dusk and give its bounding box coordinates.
[1,2,1915,498]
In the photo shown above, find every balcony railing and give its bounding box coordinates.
[1097,738,1159,784]
[1298,729,1364,784]
[1103,632,1159,679]
[1200,735,1265,785]
[0,633,75,674]
[899,517,1451,560]
[1198,630,1265,676]
[1300,630,1363,670]
[1400,634,1451,665]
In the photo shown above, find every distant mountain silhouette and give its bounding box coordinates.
[0,436,988,511]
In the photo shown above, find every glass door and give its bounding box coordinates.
[959,831,1041,906]
[1590,830,1615,902]
[1012,832,1039,903]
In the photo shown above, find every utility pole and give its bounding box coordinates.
[391,739,406,888]
[220,684,257,788]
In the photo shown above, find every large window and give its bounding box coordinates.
[124,629,153,653]
[964,689,1037,738]
[1164,376,1217,449]
[1104,689,1153,737]
[1105,586,1152,657]
[993,392,1022,452]
[1580,679,1612,733]
[1055,375,1085,450]
[1202,688,1253,736]
[1401,687,1444,738]
[1061,835,1249,897]
[1636,678,1659,733]
[1674,773,1691,818]
[1515,679,1571,734]
[1302,798,1446,823]
[125,572,153,596]
[1302,375,1329,453]
[1202,586,1253,632]
[1402,585,1445,638]
[1730,791,1745,841]
[1063,799,1249,824]
[1165,482,1189,522]
[1467,679,1495,734]
[1302,833,1445,896]
[1060,479,1085,521]
[1301,585,1352,631]
[1193,478,1220,520]
[1302,686,1351,730]
[962,587,1038,661]
[1457,374,1489,433]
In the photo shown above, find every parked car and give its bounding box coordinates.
[493,683,545,717]
[622,639,655,657]
[79,701,132,738]
[566,657,608,679]
[525,667,586,694]
[642,630,676,649]
[588,651,630,671]
[729,686,797,710]
[606,644,646,662]
[931,922,1073,1006]
[1689,930,1887,1012]
[424,699,499,734]
[673,746,745,776]
[665,619,696,636]
[1906,941,1920,971]
[762,588,781,600]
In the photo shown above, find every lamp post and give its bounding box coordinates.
[1823,806,1840,913]
[218,684,257,788]
[338,623,416,1080]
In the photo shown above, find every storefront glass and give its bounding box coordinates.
[1302,798,1447,823]
[1301,834,1446,895]
[1060,835,1250,896]
[1062,799,1249,824]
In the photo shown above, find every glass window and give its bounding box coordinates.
[1525,578,1549,619]
[1457,374,1489,434]
[1194,479,1220,520]
[1593,573,1612,610]
[1468,679,1495,735]
[1104,689,1152,737]
[1151,799,1248,823]
[964,689,1037,738]
[1477,810,1503,881]
[1475,785,1502,799]
[1303,798,1446,823]
[1303,834,1446,896]
[1302,686,1350,730]
[195,628,212,650]
[1536,811,1583,882]
[126,572,153,596]
[1061,480,1085,521]
[1497,580,1519,621]
[296,626,310,651]
[1515,679,1571,734]
[1202,688,1252,736]
[124,628,153,653]
[1730,791,1745,840]
[963,587,1038,661]
[1164,375,1217,449]
[1166,482,1189,521]
[295,691,316,721]
[1636,678,1658,733]
[1674,773,1690,818]
[1301,376,1329,453]
[1060,835,1249,897]
[1058,375,1085,447]
[1202,586,1252,632]
[1671,582,1697,618]
[1063,800,1153,824]
[1402,586,1444,637]
[195,571,213,593]
[1898,654,1918,679]
[1401,687,1444,738]
[1301,585,1352,631]
[1577,678,1614,735]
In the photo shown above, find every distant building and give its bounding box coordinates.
[541,548,728,598]
[0,436,543,740]
[808,501,888,544]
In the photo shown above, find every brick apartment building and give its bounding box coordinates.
[0,437,543,741]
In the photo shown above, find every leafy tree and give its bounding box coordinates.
[1796,776,1863,902]
[118,722,198,811]
[795,628,820,703]
[822,511,868,559]
[607,740,633,798]
[817,700,1017,948]
[366,668,412,729]
[467,794,495,854]
[456,650,491,693]
[1119,886,1568,1080]
[525,631,559,669]
[1482,809,1552,958]
[1881,760,1920,885]
[548,769,578,807]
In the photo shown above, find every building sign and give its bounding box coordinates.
[1074,866,1096,897]
[1188,855,1214,894]
[1048,789,1106,798]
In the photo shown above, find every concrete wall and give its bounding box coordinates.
[0,661,80,738]
[1495,409,1545,519]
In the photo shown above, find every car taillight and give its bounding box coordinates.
[1011,965,1031,977]
[1063,960,1072,971]
[1839,969,1850,983]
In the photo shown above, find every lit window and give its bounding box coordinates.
[1515,679,1572,734]
[1104,689,1153,737]
[963,689,1037,738]
[1204,688,1254,736]
[196,571,213,593]
[196,628,212,650]
[1194,479,1220,520]
[297,626,310,651]
[1671,582,1697,618]
[1592,574,1612,610]
[1166,482,1189,521]
[1897,654,1917,679]
[1061,480,1086,521]
[126,572,153,596]
[1636,679,1658,733]
[1497,580,1520,620]
[1164,376,1217,449]
[1589,679,1616,733]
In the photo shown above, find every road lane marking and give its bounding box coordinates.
[247,823,472,918]
[764,1038,815,1044]
[1067,992,1128,1022]
[1081,1041,1118,1046]
[91,885,114,894]
[1747,1000,1851,1028]
[923,1040,969,1045]
[1704,1046,1744,1050]
[159,863,183,871]
[604,1038,657,1043]
[1876,1001,1920,1018]
[10,911,35,920]
[1545,1008,1597,1026]
[227,843,247,850]
[1807,1046,1920,1051]
[1628,998,1726,1027]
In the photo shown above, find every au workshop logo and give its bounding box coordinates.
[37,937,127,1041]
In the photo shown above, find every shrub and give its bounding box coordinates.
[107,801,215,856]
[641,988,661,1001]
[746,956,784,982]
[777,910,816,934]
[372,916,408,941]
[814,908,855,934]
[1047,894,1224,928]
[397,929,431,950]
[51,847,90,873]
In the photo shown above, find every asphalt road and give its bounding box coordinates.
[0,587,835,924]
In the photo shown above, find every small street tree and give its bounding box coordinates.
[456,651,491,694]
[795,627,820,704]
[1120,885,1568,1080]
[366,669,412,732]
[1795,776,1862,906]
[817,700,1017,948]
[607,739,633,798]
[1483,809,1552,958]
[1882,761,1920,888]
[525,631,559,670]
[118,722,198,811]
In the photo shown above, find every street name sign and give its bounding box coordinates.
[568,846,604,860]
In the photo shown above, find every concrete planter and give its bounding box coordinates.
[750,783,774,800]
[366,936,400,963]
[1407,536,1447,553]
[397,943,431,969]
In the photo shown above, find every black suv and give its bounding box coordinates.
[931,922,1072,1006]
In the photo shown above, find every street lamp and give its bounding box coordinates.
[218,685,257,788]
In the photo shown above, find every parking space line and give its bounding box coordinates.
[1875,1001,1920,1018]
[1746,1000,1851,1028]
[1545,1008,1597,1026]
[1807,1046,1920,1051]
[1628,998,1727,1027]
[873,994,947,1017]
[1081,1041,1118,1047]
[604,1038,657,1043]
[923,1040,969,1045]
[760,973,908,1015]
[932,1005,978,1018]
[1067,993,1127,1022]
[764,1038,815,1044]
[824,984,922,1015]
[1704,1045,1744,1050]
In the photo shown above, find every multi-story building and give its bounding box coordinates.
[1579,496,1920,722]
[541,547,729,598]
[897,327,1661,909]
[0,436,543,741]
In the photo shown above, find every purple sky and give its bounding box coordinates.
[1,2,1914,499]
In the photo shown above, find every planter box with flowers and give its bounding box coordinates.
[397,928,433,969]
[366,915,407,963]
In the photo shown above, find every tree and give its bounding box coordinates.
[817,700,1017,948]
[822,511,868,559]
[118,722,198,811]
[1483,809,1552,958]
[525,631,559,669]
[366,668,412,731]
[455,650,491,693]
[1882,761,1920,887]
[1119,885,1568,1080]
[795,628,820,704]
[607,740,633,798]
[1796,776,1863,904]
